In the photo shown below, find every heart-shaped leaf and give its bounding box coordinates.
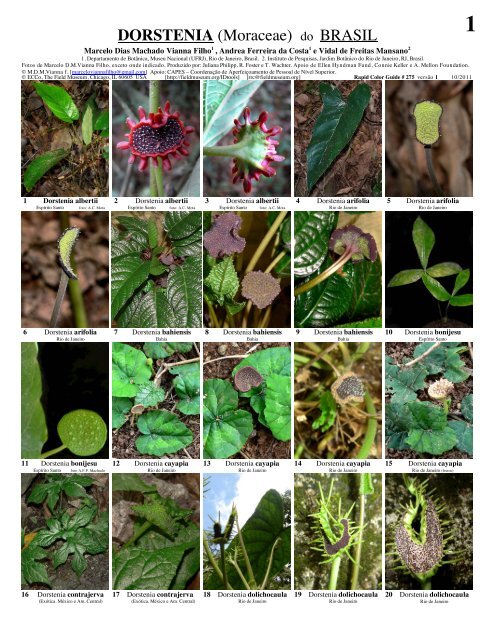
[264,374,291,441]
[135,410,193,456]
[203,379,253,459]
[112,343,152,397]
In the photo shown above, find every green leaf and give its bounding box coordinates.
[426,262,462,278]
[111,253,151,319]
[23,149,69,192]
[81,98,94,145]
[33,82,79,122]
[203,379,253,459]
[164,212,202,257]
[112,474,157,493]
[135,410,193,456]
[203,79,263,147]
[421,273,451,301]
[71,551,87,577]
[295,256,354,328]
[264,374,291,441]
[169,362,200,415]
[294,212,338,276]
[388,400,457,455]
[410,343,445,374]
[57,409,107,457]
[336,317,382,328]
[387,269,424,287]
[406,425,458,455]
[112,217,149,255]
[113,546,189,590]
[204,256,239,305]
[134,383,165,408]
[21,343,47,458]
[112,397,131,429]
[133,499,181,534]
[143,342,193,359]
[312,391,337,433]
[112,343,152,397]
[21,541,50,586]
[93,109,109,131]
[307,83,371,192]
[205,490,290,589]
[225,300,246,316]
[450,294,473,307]
[449,420,473,455]
[147,219,158,249]
[413,216,435,269]
[452,269,470,295]
[159,257,202,328]
[444,348,471,382]
[461,394,473,422]
[385,356,427,405]
[345,256,382,321]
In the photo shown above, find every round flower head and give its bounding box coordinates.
[241,271,281,309]
[329,225,378,263]
[428,379,454,400]
[231,108,284,194]
[117,102,194,172]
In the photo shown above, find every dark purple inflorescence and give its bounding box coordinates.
[203,212,246,259]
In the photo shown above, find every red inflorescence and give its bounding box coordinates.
[231,107,284,194]
[117,102,194,172]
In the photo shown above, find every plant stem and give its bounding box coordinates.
[424,146,444,196]
[329,556,342,590]
[244,211,287,274]
[294,249,352,296]
[59,212,88,327]
[40,444,67,459]
[49,272,69,328]
[220,542,228,589]
[149,80,163,196]
[229,556,252,589]
[260,539,279,589]
[264,250,286,275]
[403,342,441,368]
[236,515,256,588]
[122,521,153,549]
[350,494,366,589]
[355,392,377,459]
[203,138,251,158]
[202,533,232,588]
[206,301,220,328]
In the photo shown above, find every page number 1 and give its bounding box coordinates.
[467,16,474,32]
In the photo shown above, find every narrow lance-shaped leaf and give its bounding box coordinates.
[413,216,435,269]
[33,82,80,122]
[306,83,371,192]
[23,149,69,192]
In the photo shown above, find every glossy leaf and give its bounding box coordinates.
[164,212,202,257]
[426,262,462,278]
[387,269,423,287]
[337,317,382,328]
[21,540,50,586]
[203,379,253,459]
[93,109,109,131]
[160,257,202,327]
[135,410,193,456]
[450,294,473,307]
[452,268,470,295]
[307,83,371,192]
[112,217,149,256]
[345,256,382,321]
[111,253,151,319]
[23,149,69,192]
[413,216,435,269]
[203,79,263,147]
[112,343,152,397]
[294,211,338,276]
[21,343,48,458]
[33,82,79,122]
[421,273,451,301]
[264,374,291,441]
[169,362,200,415]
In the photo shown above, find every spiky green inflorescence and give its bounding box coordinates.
[389,476,457,589]
[310,481,361,565]
[211,505,237,545]
[57,226,80,279]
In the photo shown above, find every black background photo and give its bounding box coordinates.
[385,212,473,328]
